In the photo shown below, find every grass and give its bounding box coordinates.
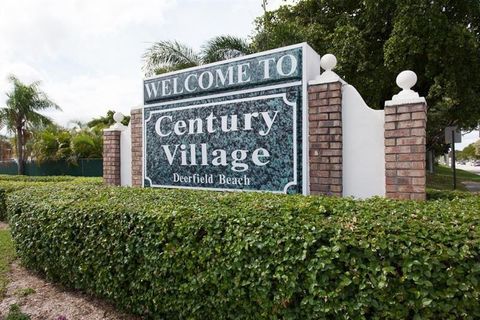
[427,164,480,191]
[14,287,36,297]
[0,228,15,298]
[5,304,31,320]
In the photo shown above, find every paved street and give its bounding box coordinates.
[455,163,480,192]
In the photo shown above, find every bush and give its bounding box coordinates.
[0,174,82,183]
[427,188,476,200]
[0,176,102,221]
[0,189,6,221]
[7,185,480,319]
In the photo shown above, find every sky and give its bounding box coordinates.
[0,0,477,150]
[457,130,479,150]
[0,0,289,128]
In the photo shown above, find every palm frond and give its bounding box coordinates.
[142,40,201,76]
[201,35,252,64]
[24,111,54,129]
[0,108,17,133]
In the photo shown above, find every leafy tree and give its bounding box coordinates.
[31,124,72,163]
[458,141,480,160]
[252,0,480,153]
[32,123,103,163]
[0,135,13,161]
[143,35,252,76]
[87,110,130,129]
[70,127,103,159]
[0,75,60,174]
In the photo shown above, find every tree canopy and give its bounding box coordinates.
[87,110,130,129]
[31,123,103,164]
[457,141,480,160]
[252,0,480,152]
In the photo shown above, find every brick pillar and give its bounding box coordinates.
[131,108,143,187]
[308,81,343,196]
[103,130,121,185]
[384,103,427,200]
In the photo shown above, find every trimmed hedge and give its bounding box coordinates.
[7,184,480,319]
[0,189,6,221]
[426,188,477,200]
[0,175,75,182]
[0,176,102,221]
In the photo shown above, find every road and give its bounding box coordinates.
[455,163,480,192]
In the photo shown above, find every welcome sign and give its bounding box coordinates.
[143,44,317,194]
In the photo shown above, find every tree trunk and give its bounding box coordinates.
[16,127,25,175]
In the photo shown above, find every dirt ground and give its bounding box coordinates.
[0,261,142,320]
[0,222,8,230]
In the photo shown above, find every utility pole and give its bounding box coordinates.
[445,126,461,190]
[262,0,269,48]
[451,130,456,190]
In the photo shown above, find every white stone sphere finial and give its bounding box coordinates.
[113,111,125,124]
[310,54,343,85]
[108,111,127,131]
[320,54,337,72]
[389,70,423,103]
[396,70,417,90]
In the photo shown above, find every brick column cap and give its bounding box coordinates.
[103,128,125,132]
[385,97,426,107]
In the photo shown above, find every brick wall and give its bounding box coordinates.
[131,108,143,187]
[308,82,343,196]
[384,103,427,200]
[103,130,121,185]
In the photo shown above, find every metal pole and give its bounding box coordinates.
[452,130,456,190]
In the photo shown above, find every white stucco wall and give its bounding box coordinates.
[342,84,385,198]
[120,124,132,186]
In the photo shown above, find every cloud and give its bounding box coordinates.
[458,130,480,150]
[0,0,176,127]
[0,0,294,129]
[41,73,142,126]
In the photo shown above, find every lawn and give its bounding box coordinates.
[0,228,15,298]
[427,164,480,191]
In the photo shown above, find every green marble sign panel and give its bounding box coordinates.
[143,44,308,194]
[144,47,302,104]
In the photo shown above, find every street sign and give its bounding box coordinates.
[445,126,462,144]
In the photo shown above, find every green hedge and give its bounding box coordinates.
[0,176,102,221]
[0,174,75,182]
[426,188,477,200]
[0,189,6,221]
[7,185,480,319]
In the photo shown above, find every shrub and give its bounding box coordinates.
[427,188,476,200]
[7,185,480,319]
[0,189,6,221]
[0,176,102,221]
[0,174,84,183]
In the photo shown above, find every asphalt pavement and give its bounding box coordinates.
[455,163,480,192]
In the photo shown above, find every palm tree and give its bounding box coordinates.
[0,75,60,174]
[143,35,253,76]
[201,36,252,63]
